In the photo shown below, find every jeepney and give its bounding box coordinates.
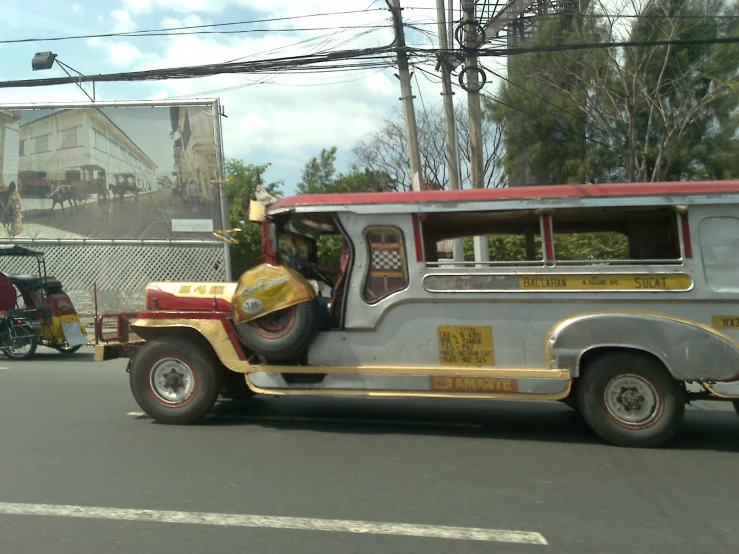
[95,181,739,447]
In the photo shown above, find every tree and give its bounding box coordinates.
[298,147,393,267]
[224,159,282,277]
[489,0,739,184]
[298,147,394,195]
[353,105,506,190]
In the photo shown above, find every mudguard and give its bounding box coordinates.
[547,310,739,382]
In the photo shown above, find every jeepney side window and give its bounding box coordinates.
[362,226,409,304]
[698,217,739,293]
[420,211,544,266]
[551,207,680,265]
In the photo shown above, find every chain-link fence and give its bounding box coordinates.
[0,242,228,317]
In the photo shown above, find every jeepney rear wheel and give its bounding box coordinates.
[129,338,221,425]
[578,352,684,448]
[235,299,320,361]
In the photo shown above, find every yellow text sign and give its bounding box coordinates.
[519,274,693,291]
[712,316,739,330]
[432,376,516,393]
[438,326,494,366]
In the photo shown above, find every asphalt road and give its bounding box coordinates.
[0,349,738,553]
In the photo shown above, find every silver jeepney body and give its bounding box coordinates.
[278,189,739,393]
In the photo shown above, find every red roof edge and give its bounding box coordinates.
[268,181,739,212]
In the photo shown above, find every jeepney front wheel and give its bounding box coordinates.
[129,338,221,425]
[578,352,684,448]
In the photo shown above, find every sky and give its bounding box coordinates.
[0,0,507,195]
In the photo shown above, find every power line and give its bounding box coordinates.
[0,25,391,45]
[403,5,739,19]
[3,34,739,89]
[0,8,389,44]
[405,34,739,62]
[0,45,397,88]
[415,64,615,152]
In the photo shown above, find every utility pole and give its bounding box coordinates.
[386,0,423,192]
[436,0,464,262]
[461,0,488,264]
[462,1,485,191]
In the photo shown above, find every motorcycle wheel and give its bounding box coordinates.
[3,326,38,360]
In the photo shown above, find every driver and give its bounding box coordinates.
[0,272,17,312]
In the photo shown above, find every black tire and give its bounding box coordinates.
[54,344,82,355]
[560,381,580,411]
[219,370,255,400]
[235,300,320,361]
[560,398,579,412]
[577,352,685,448]
[2,325,37,360]
[129,338,221,425]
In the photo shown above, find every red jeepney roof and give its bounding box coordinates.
[268,181,739,212]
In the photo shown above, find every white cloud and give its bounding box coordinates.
[122,0,153,14]
[83,0,444,189]
[105,42,145,67]
[72,4,83,14]
[5,0,455,191]
[111,9,136,33]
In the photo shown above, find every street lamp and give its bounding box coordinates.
[31,51,95,102]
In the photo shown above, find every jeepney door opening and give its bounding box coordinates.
[268,212,353,330]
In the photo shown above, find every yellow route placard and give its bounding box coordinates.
[438,326,494,366]
[519,274,693,291]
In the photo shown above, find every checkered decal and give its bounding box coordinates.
[363,227,409,304]
[371,248,402,273]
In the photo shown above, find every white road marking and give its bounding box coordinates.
[126,411,481,429]
[0,502,548,545]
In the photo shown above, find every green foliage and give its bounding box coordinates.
[224,159,282,277]
[488,15,611,185]
[553,233,628,261]
[461,233,628,261]
[488,0,739,184]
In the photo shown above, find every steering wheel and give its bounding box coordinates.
[291,254,333,289]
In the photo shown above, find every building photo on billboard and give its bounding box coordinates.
[0,101,225,241]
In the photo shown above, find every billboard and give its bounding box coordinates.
[0,101,226,240]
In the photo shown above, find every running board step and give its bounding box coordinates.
[246,370,571,400]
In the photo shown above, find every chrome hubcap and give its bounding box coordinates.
[604,374,660,427]
[150,358,195,404]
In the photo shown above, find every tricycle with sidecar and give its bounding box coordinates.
[0,245,88,359]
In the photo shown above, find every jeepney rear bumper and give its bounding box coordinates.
[94,342,144,362]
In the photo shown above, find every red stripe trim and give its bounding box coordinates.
[412,214,424,262]
[542,215,554,261]
[681,215,693,259]
[268,181,739,210]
